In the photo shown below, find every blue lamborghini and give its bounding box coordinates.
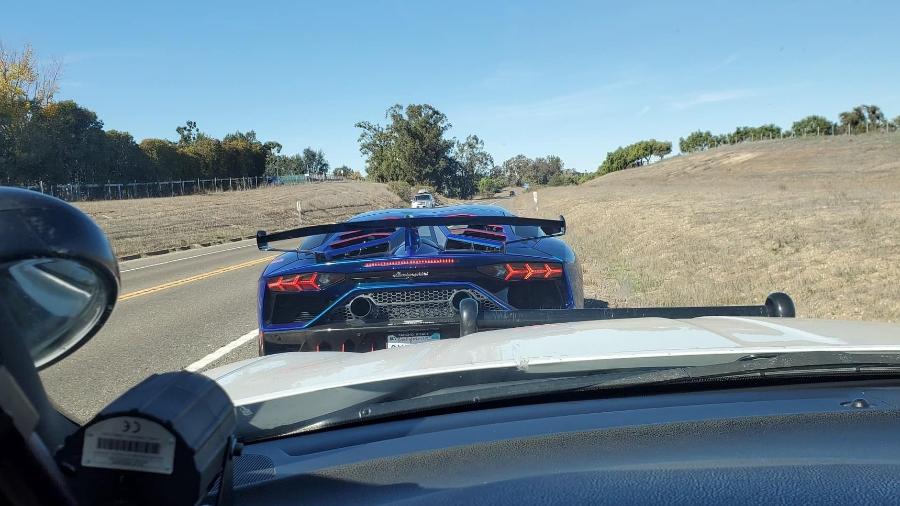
[255,205,583,354]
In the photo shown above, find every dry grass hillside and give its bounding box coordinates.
[498,135,900,322]
[78,181,405,257]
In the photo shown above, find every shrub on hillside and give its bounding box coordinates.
[387,180,412,201]
[477,176,506,195]
[547,172,582,186]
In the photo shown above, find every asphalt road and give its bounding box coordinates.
[39,239,274,423]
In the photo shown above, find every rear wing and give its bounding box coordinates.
[458,292,796,336]
[256,215,566,251]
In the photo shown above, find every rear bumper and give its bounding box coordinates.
[261,321,460,354]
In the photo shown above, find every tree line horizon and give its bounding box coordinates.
[3,43,898,198]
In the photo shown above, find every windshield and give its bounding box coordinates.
[6,3,898,434]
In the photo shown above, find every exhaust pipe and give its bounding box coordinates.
[349,296,377,319]
[450,290,476,312]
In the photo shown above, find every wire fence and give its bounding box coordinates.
[701,123,900,150]
[18,174,345,202]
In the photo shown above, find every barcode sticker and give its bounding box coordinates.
[96,438,161,454]
[82,417,176,475]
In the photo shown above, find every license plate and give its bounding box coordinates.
[386,331,441,348]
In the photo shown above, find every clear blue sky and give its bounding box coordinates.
[5,0,899,172]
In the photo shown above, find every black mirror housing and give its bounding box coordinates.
[0,187,120,369]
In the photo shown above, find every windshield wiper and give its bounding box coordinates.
[269,352,900,438]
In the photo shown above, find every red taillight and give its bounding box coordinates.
[266,272,344,292]
[267,273,318,291]
[479,262,564,281]
[504,263,527,280]
[362,258,456,268]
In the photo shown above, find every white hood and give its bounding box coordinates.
[206,317,900,407]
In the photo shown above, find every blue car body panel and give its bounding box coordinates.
[256,205,583,353]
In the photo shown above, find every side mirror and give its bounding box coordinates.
[0,187,119,369]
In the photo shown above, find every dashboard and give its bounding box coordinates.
[230,380,900,504]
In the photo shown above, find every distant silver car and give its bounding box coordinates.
[411,192,435,208]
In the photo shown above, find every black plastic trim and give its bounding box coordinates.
[460,292,795,336]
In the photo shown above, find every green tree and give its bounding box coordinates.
[451,134,494,197]
[523,155,564,185]
[729,124,781,142]
[101,130,149,182]
[332,165,353,178]
[651,140,672,160]
[139,139,183,180]
[597,147,628,174]
[596,138,672,177]
[791,115,833,136]
[220,130,270,177]
[357,104,454,186]
[630,141,654,166]
[357,104,466,196]
[182,133,223,178]
[679,130,715,153]
[28,100,107,183]
[547,171,581,186]
[265,153,303,176]
[839,108,865,131]
[454,135,494,178]
[301,147,329,177]
[864,104,885,127]
[488,164,505,179]
[175,120,198,145]
[501,154,532,185]
[477,176,505,195]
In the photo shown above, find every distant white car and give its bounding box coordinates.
[411,192,435,208]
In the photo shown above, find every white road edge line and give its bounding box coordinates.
[121,243,255,273]
[185,328,259,372]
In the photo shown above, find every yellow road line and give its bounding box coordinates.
[119,255,275,301]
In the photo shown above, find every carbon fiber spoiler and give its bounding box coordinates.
[256,215,566,251]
